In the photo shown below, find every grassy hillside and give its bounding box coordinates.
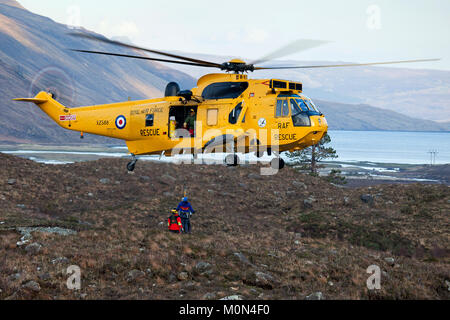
[0,153,448,300]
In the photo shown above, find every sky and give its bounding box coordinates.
[18,0,450,70]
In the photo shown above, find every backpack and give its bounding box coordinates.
[169,215,178,225]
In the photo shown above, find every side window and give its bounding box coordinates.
[229,102,243,124]
[282,100,290,117]
[202,82,249,100]
[276,99,283,117]
[207,109,218,126]
[145,114,154,126]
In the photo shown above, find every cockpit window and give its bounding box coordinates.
[202,82,249,100]
[290,99,302,115]
[294,99,310,112]
[290,98,311,127]
[302,95,321,113]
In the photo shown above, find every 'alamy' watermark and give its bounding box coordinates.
[366,264,381,290]
[366,5,382,30]
[66,265,81,290]
[66,5,82,29]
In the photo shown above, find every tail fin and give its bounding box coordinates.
[13,91,71,126]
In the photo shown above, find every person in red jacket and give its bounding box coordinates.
[168,209,183,234]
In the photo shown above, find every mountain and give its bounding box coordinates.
[170,52,450,122]
[0,1,448,146]
[0,1,196,144]
[316,99,450,131]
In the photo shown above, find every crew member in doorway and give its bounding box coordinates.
[176,197,195,233]
[183,109,196,137]
[168,208,183,234]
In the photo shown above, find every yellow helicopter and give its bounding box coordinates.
[14,33,439,171]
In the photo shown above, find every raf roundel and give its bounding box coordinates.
[115,115,127,129]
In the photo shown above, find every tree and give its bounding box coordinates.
[287,133,338,174]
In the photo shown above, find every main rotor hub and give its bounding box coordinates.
[221,59,254,73]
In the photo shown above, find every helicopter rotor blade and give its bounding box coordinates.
[250,39,329,66]
[254,58,441,70]
[68,32,223,68]
[69,49,217,68]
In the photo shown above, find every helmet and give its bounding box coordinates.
[182,197,188,202]
[171,209,178,214]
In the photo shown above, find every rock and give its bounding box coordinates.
[25,243,42,255]
[7,179,16,185]
[18,227,77,238]
[294,240,300,245]
[255,271,275,283]
[163,192,174,197]
[22,281,41,292]
[127,269,145,282]
[16,204,26,209]
[177,272,189,281]
[386,200,394,205]
[168,273,177,283]
[360,194,374,204]
[244,271,277,289]
[161,174,176,182]
[220,295,244,300]
[202,292,216,300]
[194,261,212,274]
[87,192,94,197]
[384,257,395,266]
[139,176,150,181]
[303,197,314,209]
[293,181,307,190]
[99,178,110,184]
[248,173,262,180]
[8,273,21,281]
[305,292,323,300]
[52,257,69,265]
[343,197,350,205]
[445,280,450,292]
[38,272,51,281]
[233,252,254,266]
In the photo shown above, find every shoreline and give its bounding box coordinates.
[0,144,449,187]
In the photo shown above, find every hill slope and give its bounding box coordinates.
[172,52,450,122]
[0,2,196,144]
[0,153,448,300]
[316,99,450,131]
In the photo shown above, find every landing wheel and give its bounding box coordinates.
[270,158,285,170]
[127,155,138,172]
[127,161,136,172]
[225,154,239,167]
